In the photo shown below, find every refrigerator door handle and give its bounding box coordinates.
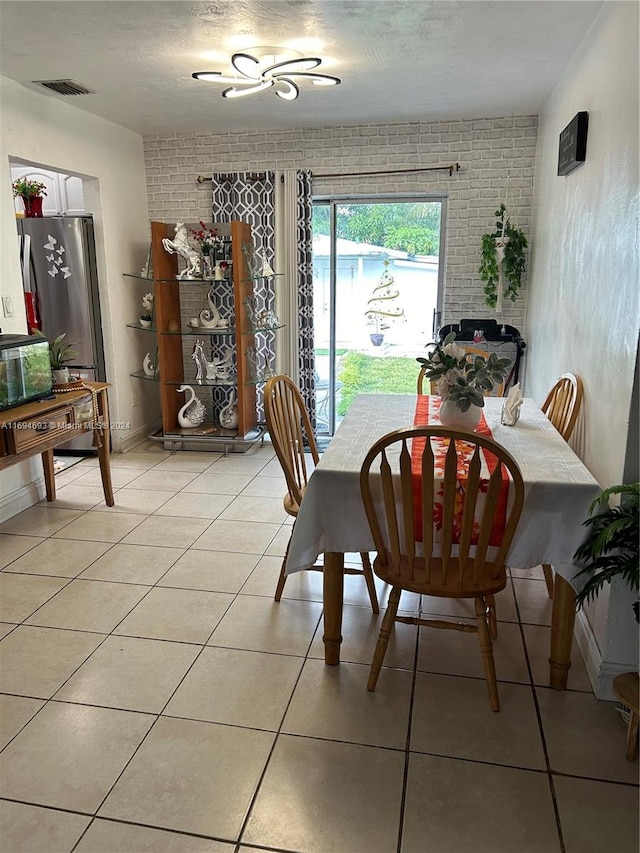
[20,234,32,293]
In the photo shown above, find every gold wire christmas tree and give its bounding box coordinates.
[364,259,405,334]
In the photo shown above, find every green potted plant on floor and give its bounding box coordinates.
[574,482,639,619]
[479,204,528,310]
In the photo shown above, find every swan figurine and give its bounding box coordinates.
[142,353,155,377]
[219,389,238,430]
[177,384,206,428]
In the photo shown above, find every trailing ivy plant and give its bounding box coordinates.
[479,204,528,308]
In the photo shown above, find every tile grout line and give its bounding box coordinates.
[232,612,325,849]
[509,573,567,853]
[62,461,293,850]
[396,606,422,853]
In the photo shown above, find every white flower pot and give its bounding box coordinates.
[139,318,152,328]
[51,368,70,385]
[439,398,482,431]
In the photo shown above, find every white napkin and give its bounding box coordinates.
[501,382,523,425]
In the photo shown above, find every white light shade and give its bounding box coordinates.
[222,80,274,99]
[274,79,299,101]
[192,47,341,102]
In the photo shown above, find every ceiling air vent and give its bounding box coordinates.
[33,79,96,96]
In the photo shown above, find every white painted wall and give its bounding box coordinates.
[0,77,155,515]
[526,2,639,691]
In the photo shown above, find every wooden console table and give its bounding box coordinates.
[0,382,114,506]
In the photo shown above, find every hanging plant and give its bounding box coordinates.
[479,204,528,309]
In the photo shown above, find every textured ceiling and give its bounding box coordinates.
[0,1,603,135]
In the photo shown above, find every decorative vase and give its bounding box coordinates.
[201,252,213,279]
[139,318,152,328]
[439,398,482,431]
[23,195,44,218]
[370,333,384,347]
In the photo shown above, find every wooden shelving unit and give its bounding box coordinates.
[128,220,259,444]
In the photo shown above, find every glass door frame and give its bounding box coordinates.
[313,193,448,434]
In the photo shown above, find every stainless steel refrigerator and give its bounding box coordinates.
[17,215,106,451]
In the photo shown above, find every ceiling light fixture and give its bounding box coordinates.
[192,46,341,101]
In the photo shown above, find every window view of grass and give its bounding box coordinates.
[313,198,443,431]
[337,351,418,415]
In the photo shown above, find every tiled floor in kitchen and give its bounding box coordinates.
[0,440,638,853]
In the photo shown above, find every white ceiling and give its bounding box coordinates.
[0,1,603,136]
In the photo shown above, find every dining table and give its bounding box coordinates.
[285,393,602,689]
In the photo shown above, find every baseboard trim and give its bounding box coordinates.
[117,419,162,453]
[574,609,628,701]
[0,478,45,524]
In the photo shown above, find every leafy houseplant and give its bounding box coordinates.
[12,178,47,199]
[574,483,639,619]
[364,260,404,346]
[416,332,511,412]
[479,204,528,309]
[34,330,78,383]
[12,178,48,218]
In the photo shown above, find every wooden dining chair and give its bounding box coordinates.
[416,366,437,395]
[541,373,583,441]
[540,373,584,597]
[264,374,379,612]
[461,344,506,397]
[360,426,525,711]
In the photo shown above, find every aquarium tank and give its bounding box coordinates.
[0,334,53,411]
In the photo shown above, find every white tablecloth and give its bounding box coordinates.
[286,394,602,587]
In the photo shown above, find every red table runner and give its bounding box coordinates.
[411,396,508,545]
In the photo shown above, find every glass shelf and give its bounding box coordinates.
[163,376,236,388]
[124,273,233,284]
[161,327,237,337]
[127,322,157,332]
[161,422,239,439]
[241,273,285,283]
[243,323,284,335]
[130,370,159,383]
[245,375,278,386]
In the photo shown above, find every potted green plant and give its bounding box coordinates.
[34,330,79,384]
[364,260,404,346]
[416,332,511,429]
[574,482,639,619]
[479,204,528,309]
[12,178,47,218]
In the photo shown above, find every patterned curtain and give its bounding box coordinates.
[211,172,276,421]
[294,170,316,423]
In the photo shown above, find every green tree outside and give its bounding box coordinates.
[313,202,440,255]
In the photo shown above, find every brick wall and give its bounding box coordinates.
[144,115,537,332]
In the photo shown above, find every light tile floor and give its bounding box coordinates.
[0,441,638,853]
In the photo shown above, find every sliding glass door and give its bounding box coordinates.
[312,197,446,434]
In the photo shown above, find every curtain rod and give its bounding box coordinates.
[196,173,266,183]
[196,163,461,184]
[314,163,461,179]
